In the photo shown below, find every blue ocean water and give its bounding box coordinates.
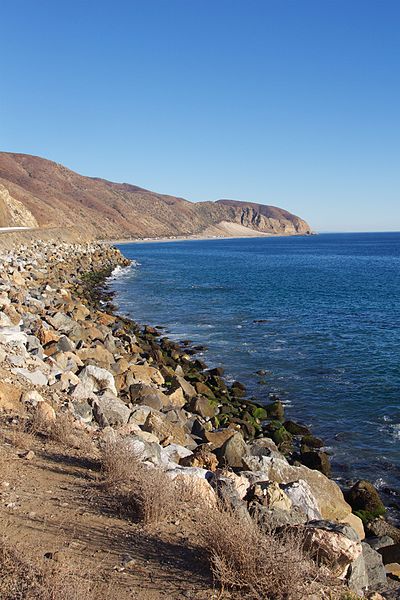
[113,233,400,499]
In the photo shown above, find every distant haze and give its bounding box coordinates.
[1,1,399,232]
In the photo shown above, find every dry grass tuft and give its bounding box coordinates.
[0,415,36,451]
[27,409,93,453]
[198,500,336,600]
[0,537,96,600]
[101,439,180,524]
[101,438,137,485]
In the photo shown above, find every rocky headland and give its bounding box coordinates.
[0,152,312,240]
[1,238,399,599]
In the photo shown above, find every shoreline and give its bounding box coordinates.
[0,237,399,595]
[108,230,314,245]
[110,244,400,525]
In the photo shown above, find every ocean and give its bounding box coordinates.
[112,232,400,509]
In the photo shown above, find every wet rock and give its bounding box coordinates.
[301,434,324,449]
[346,480,386,518]
[284,420,310,436]
[194,381,215,398]
[300,450,331,477]
[231,381,246,398]
[271,425,293,451]
[265,399,285,421]
[208,367,224,377]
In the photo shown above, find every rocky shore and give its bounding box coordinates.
[1,239,399,598]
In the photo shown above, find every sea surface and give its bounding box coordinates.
[112,233,400,508]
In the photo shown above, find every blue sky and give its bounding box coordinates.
[1,0,399,232]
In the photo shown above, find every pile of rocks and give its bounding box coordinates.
[0,239,398,596]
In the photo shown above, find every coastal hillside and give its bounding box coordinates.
[0,152,312,239]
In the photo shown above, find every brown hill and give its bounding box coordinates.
[0,152,312,239]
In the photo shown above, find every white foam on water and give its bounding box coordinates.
[110,264,134,279]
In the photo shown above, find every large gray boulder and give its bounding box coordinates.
[361,542,387,589]
[215,431,248,468]
[93,392,131,427]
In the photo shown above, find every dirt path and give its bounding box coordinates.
[0,433,216,599]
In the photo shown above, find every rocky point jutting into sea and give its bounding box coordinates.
[1,236,400,597]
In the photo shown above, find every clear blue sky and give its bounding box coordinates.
[1,0,399,232]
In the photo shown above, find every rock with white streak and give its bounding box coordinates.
[282,480,322,521]
[78,365,117,396]
[12,368,48,386]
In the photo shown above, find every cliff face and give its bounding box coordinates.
[0,152,312,238]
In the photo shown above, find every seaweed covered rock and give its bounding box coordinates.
[346,480,386,521]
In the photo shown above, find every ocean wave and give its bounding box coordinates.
[110,264,135,279]
[390,424,400,441]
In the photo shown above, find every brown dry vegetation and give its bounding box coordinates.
[198,499,337,600]
[0,410,348,599]
[100,439,180,525]
[0,538,98,600]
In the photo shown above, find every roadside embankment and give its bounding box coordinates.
[0,238,399,598]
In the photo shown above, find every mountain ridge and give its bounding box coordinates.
[0,152,312,239]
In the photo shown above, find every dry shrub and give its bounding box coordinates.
[0,537,96,600]
[198,500,334,600]
[28,408,93,452]
[0,415,36,450]
[101,439,179,524]
[47,411,76,446]
[101,438,137,485]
